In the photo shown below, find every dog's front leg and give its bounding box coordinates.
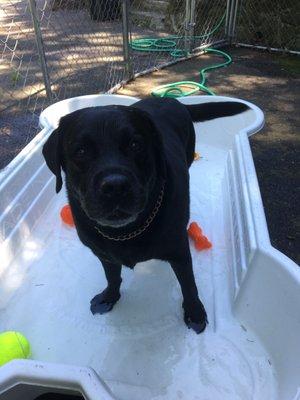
[90,260,122,315]
[170,241,208,334]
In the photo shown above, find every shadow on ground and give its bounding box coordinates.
[118,47,300,264]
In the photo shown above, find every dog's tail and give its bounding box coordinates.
[185,101,249,122]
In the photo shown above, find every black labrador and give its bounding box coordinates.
[43,97,248,334]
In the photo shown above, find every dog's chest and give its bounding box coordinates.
[103,239,156,267]
[94,229,171,267]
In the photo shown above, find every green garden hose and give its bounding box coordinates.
[151,48,232,97]
[129,13,232,97]
[130,13,225,58]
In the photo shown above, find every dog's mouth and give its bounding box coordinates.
[110,209,129,219]
[102,207,138,227]
[98,209,138,228]
[81,198,143,228]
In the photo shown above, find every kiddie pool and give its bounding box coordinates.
[0,94,299,400]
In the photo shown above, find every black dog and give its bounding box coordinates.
[43,97,248,334]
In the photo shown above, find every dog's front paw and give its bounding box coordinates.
[90,288,120,315]
[183,299,208,334]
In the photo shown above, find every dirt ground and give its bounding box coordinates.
[117,47,300,264]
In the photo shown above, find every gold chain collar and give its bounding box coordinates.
[94,183,165,241]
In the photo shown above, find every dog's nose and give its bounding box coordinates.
[99,174,129,197]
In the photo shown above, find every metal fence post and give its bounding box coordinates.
[230,0,239,40]
[184,0,191,55]
[28,0,52,103]
[225,0,231,37]
[122,0,133,81]
[189,0,196,52]
[225,0,239,44]
[185,0,196,54]
[225,0,233,42]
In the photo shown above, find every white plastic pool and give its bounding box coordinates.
[0,95,299,400]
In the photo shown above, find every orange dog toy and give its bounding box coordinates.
[188,222,212,251]
[60,204,75,227]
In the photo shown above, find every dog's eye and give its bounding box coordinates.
[74,148,86,159]
[129,139,143,153]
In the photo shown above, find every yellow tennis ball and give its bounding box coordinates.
[0,331,31,366]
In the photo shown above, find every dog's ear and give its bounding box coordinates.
[42,111,78,193]
[43,125,63,193]
[130,108,167,180]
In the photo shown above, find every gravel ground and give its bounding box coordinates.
[117,47,300,264]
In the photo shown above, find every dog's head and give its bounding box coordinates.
[42,106,166,228]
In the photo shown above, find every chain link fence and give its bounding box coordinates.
[128,0,227,76]
[1,0,45,161]
[0,0,299,168]
[236,0,300,52]
[0,0,128,167]
[129,0,187,75]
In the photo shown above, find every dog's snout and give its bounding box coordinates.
[86,170,142,225]
[99,174,129,197]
